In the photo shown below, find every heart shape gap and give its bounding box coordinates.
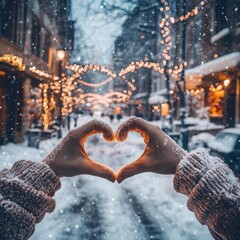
[84,132,146,172]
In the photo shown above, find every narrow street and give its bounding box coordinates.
[0,117,212,240]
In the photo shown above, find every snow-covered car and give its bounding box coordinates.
[207,128,240,175]
[188,132,215,151]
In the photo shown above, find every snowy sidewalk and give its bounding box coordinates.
[0,116,213,240]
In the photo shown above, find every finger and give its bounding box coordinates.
[116,116,150,142]
[75,119,115,143]
[116,157,146,183]
[83,159,116,182]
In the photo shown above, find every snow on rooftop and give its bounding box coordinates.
[210,28,231,44]
[221,127,240,135]
[185,52,240,77]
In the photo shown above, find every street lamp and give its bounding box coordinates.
[179,0,188,150]
[57,49,66,138]
[57,50,66,62]
[224,79,231,87]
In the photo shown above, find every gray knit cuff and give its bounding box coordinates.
[187,164,240,225]
[5,160,61,196]
[0,160,61,222]
[0,200,36,240]
[173,148,223,196]
[173,148,240,239]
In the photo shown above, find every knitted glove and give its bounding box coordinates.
[0,160,61,240]
[174,149,240,240]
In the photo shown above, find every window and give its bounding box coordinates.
[31,14,41,57]
[0,0,15,40]
[215,0,228,33]
[0,0,27,47]
[193,17,202,63]
[43,30,51,63]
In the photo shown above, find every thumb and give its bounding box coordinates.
[83,159,116,183]
[116,157,146,183]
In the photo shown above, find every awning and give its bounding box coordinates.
[148,95,167,104]
[185,52,240,77]
[132,92,148,99]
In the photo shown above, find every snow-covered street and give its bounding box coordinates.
[0,116,213,240]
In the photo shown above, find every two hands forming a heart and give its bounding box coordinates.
[44,117,186,183]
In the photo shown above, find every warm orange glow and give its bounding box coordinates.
[57,50,66,61]
[0,54,26,71]
[224,79,231,87]
[161,103,169,116]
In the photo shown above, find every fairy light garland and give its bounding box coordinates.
[172,1,205,23]
[157,0,206,84]
[67,64,136,91]
[0,54,26,71]
[29,66,59,80]
[74,91,129,107]
[39,83,50,129]
[119,61,164,76]
[159,0,172,65]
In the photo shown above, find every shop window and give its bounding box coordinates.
[215,0,228,33]
[208,84,224,117]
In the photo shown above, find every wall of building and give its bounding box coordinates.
[0,0,74,144]
[174,0,240,126]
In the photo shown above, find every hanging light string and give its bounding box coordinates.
[73,91,129,107]
[157,0,206,83]
[171,1,206,23]
[67,64,137,91]
[39,83,50,129]
[29,66,59,80]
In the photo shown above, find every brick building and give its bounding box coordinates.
[174,0,240,127]
[0,0,74,144]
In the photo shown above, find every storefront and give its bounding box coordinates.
[0,61,26,144]
[0,54,58,144]
[148,92,168,121]
[185,52,240,127]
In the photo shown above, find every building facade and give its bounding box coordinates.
[0,0,74,144]
[113,0,159,118]
[174,0,240,127]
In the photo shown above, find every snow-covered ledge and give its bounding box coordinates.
[211,28,231,44]
[185,52,240,77]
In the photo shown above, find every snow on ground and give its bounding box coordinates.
[0,116,213,240]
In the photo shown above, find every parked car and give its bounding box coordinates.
[207,128,240,176]
[189,132,215,151]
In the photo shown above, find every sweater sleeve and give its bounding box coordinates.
[173,148,240,240]
[0,160,61,240]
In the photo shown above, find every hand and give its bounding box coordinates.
[44,119,116,182]
[116,117,187,183]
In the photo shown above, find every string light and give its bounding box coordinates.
[29,66,59,81]
[67,64,136,91]
[39,83,50,129]
[173,1,206,23]
[0,54,26,71]
[119,61,164,76]
[74,91,129,107]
